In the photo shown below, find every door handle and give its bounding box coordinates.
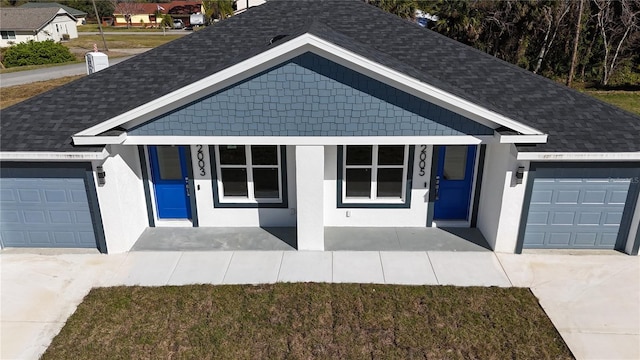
[185,177,190,197]
[435,176,440,200]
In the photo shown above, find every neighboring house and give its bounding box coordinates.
[113,1,202,27]
[20,2,87,25]
[234,0,267,14]
[1,0,639,255]
[0,7,78,47]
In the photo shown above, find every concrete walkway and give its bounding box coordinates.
[1,250,638,359]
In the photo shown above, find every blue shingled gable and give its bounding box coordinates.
[129,52,493,137]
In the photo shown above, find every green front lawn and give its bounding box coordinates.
[43,284,573,359]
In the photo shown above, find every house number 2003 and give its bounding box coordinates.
[418,145,427,176]
[196,145,206,176]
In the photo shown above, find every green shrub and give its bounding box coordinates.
[3,40,76,68]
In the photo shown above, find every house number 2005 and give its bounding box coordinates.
[418,145,427,176]
[196,145,206,176]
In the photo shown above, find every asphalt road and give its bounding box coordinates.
[0,56,135,88]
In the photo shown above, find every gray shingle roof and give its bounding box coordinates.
[0,7,73,32]
[2,0,639,153]
[20,2,87,17]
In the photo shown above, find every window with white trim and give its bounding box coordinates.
[1,31,16,40]
[214,145,284,205]
[341,145,410,205]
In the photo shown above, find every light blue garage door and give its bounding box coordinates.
[0,166,99,249]
[522,166,638,249]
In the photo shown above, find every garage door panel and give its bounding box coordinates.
[574,233,597,246]
[578,212,602,225]
[583,190,606,204]
[548,233,571,245]
[17,189,41,203]
[523,167,637,250]
[556,190,580,204]
[49,211,73,224]
[531,190,553,204]
[523,232,545,245]
[609,190,630,204]
[0,167,98,249]
[600,233,619,246]
[603,212,624,225]
[0,210,21,223]
[551,212,575,225]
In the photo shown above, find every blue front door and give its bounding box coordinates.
[434,145,477,220]
[149,146,191,219]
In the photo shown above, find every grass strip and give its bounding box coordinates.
[43,284,573,360]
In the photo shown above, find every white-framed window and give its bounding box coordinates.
[214,145,284,205]
[341,145,410,205]
[1,31,16,40]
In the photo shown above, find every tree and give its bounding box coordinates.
[532,1,571,74]
[67,0,114,22]
[594,0,640,85]
[115,0,145,28]
[567,0,584,86]
[368,0,417,19]
[203,0,234,21]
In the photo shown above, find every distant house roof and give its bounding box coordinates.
[1,0,639,153]
[113,1,201,15]
[0,7,75,32]
[20,2,87,17]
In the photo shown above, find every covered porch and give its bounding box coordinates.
[131,226,492,252]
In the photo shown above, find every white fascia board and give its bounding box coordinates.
[497,134,548,144]
[517,152,640,161]
[0,149,109,161]
[124,135,490,146]
[76,34,542,138]
[73,132,126,146]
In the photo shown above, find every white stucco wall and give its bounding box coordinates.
[323,145,431,227]
[476,143,529,252]
[93,145,149,253]
[192,145,297,227]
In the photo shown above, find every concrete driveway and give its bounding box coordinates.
[498,253,640,359]
[1,250,638,359]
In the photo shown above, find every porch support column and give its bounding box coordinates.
[295,146,325,250]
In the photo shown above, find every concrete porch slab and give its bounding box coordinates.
[132,227,296,251]
[325,227,491,251]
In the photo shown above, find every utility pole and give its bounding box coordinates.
[92,0,109,51]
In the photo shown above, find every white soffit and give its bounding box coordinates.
[74,33,544,138]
